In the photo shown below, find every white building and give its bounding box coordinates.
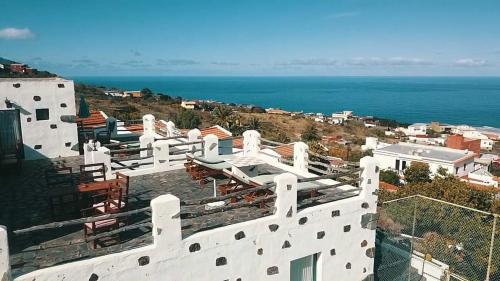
[331,111,353,122]
[0,78,79,160]
[461,168,499,188]
[362,137,390,152]
[462,130,495,150]
[373,142,476,177]
[1,124,380,281]
[181,100,197,110]
[104,90,123,97]
[406,123,427,136]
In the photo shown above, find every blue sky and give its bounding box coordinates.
[1,0,500,76]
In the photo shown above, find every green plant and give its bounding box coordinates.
[212,106,234,129]
[404,162,431,184]
[175,109,201,129]
[380,169,400,186]
[301,125,320,142]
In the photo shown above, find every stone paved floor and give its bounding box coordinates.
[0,156,276,277]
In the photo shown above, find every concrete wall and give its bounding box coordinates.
[0,78,79,160]
[2,157,380,281]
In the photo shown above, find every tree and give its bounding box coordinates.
[404,162,431,184]
[435,166,451,179]
[79,94,90,118]
[246,117,261,131]
[301,125,320,142]
[175,109,201,129]
[140,88,154,99]
[212,106,234,129]
[380,169,400,186]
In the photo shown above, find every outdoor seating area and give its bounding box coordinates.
[0,156,278,277]
[1,119,364,278]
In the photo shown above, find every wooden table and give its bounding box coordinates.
[78,179,122,193]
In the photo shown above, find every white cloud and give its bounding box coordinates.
[277,58,338,66]
[346,57,433,66]
[453,58,487,67]
[0,27,34,39]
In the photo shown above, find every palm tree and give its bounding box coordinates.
[212,106,234,129]
[246,117,261,131]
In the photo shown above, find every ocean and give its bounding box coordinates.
[72,76,500,128]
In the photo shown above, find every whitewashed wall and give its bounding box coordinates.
[2,157,379,281]
[373,151,475,177]
[0,78,79,160]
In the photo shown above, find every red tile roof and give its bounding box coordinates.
[233,137,243,149]
[273,144,294,159]
[380,181,398,193]
[200,126,231,139]
[77,111,107,129]
[125,124,143,132]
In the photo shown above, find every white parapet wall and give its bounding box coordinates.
[1,156,380,281]
[0,78,79,160]
[0,226,10,281]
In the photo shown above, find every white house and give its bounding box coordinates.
[104,90,123,97]
[362,137,390,152]
[461,168,499,188]
[406,123,427,136]
[181,100,197,110]
[1,127,380,281]
[462,130,495,150]
[373,142,476,177]
[0,78,79,160]
[331,111,353,122]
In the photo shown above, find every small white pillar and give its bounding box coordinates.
[293,142,309,173]
[187,129,202,156]
[84,140,101,165]
[140,134,155,159]
[93,146,112,180]
[151,195,182,260]
[0,226,11,281]
[203,134,219,162]
[143,114,156,136]
[243,130,261,156]
[166,121,176,137]
[359,156,380,209]
[153,140,170,172]
[273,173,298,219]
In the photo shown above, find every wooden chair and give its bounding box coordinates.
[45,167,79,219]
[93,172,129,214]
[79,163,107,184]
[81,206,120,249]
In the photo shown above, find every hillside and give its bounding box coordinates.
[0,56,57,78]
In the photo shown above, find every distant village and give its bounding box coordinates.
[97,87,500,189]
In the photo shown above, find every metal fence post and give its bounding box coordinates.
[407,196,418,281]
[485,215,497,281]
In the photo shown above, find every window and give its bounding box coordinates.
[36,109,49,121]
[60,103,67,108]
[402,161,407,170]
[34,145,42,149]
[455,167,459,174]
[290,254,318,281]
[395,159,400,171]
[33,96,41,101]
[463,163,466,171]
[57,83,65,88]
[12,83,21,88]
